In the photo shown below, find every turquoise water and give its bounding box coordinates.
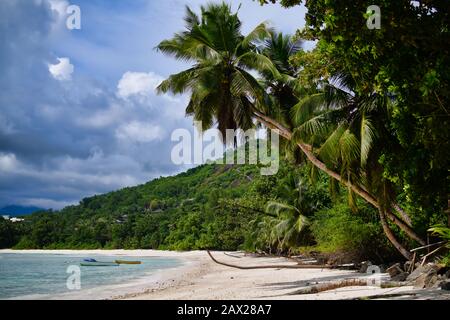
[0,253,181,299]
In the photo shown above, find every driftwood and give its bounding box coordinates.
[351,292,417,300]
[206,251,330,270]
[380,281,412,288]
[286,279,412,296]
[287,279,368,295]
[420,245,447,266]
[409,252,417,273]
[287,279,412,296]
[223,252,243,259]
[410,241,448,252]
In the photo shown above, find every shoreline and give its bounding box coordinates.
[1,250,449,300]
[0,249,204,300]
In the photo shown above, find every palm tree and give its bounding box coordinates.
[156,3,279,139]
[258,32,302,125]
[257,32,306,163]
[265,175,312,252]
[157,3,424,258]
[289,72,423,258]
[259,34,423,257]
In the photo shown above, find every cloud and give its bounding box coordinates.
[0,0,191,209]
[117,71,164,99]
[0,0,308,210]
[0,153,18,172]
[116,121,164,143]
[49,0,69,17]
[22,198,76,210]
[76,103,124,129]
[49,57,74,81]
[0,150,146,209]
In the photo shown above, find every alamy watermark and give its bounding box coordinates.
[171,122,280,176]
[66,265,81,290]
[365,264,384,287]
[366,5,381,29]
[65,4,81,30]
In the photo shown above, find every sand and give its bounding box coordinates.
[2,250,449,300]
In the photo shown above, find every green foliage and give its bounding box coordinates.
[0,219,24,249]
[428,225,450,246]
[1,155,397,261]
[0,156,277,251]
[428,224,450,266]
[269,0,450,230]
[3,1,446,262]
[310,201,396,261]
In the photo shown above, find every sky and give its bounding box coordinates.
[0,0,307,210]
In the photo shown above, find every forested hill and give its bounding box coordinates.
[0,159,410,262]
[0,162,284,250]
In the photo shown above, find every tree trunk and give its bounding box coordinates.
[252,111,425,246]
[385,209,425,245]
[252,111,428,259]
[378,209,412,260]
[447,199,450,228]
[392,203,413,227]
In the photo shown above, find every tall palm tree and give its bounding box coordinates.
[290,72,422,258]
[156,3,280,139]
[258,32,302,125]
[257,32,306,163]
[157,2,424,258]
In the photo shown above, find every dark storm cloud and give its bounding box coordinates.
[0,0,307,209]
[0,0,191,208]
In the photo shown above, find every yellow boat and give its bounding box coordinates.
[114,260,142,265]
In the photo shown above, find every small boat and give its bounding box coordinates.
[115,260,142,265]
[80,261,119,267]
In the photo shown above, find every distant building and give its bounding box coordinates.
[2,215,10,220]
[10,217,24,223]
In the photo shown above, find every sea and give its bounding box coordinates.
[0,252,181,300]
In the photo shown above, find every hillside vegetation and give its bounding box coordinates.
[0,158,399,262]
[1,1,448,266]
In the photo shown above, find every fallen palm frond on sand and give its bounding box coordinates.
[207,250,330,269]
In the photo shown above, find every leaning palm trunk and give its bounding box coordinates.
[379,209,413,260]
[156,4,422,259]
[252,110,426,251]
[393,203,413,227]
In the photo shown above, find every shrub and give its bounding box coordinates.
[310,202,395,262]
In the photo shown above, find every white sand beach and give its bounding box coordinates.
[1,250,448,300]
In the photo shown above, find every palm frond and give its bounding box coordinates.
[184,6,200,28]
[323,81,353,109]
[232,67,266,102]
[241,22,273,49]
[236,51,281,79]
[318,122,347,166]
[360,114,377,167]
[156,67,201,94]
[291,93,326,126]
[339,129,360,168]
[294,215,308,232]
[292,113,330,143]
[266,201,298,216]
